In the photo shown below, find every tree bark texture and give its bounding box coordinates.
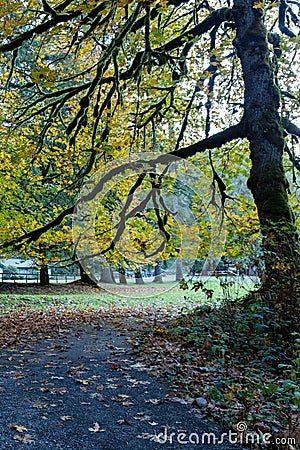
[233,0,299,312]
[176,259,184,282]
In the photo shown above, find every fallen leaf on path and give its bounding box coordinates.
[13,372,25,379]
[13,434,34,443]
[49,387,67,396]
[90,393,106,401]
[33,401,48,409]
[110,363,122,370]
[116,419,132,425]
[9,424,28,432]
[75,379,93,385]
[88,422,105,433]
[137,432,158,441]
[122,401,135,406]
[130,362,148,371]
[145,398,163,405]
[60,416,73,421]
[111,394,135,406]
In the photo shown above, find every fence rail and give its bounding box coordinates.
[0,272,80,284]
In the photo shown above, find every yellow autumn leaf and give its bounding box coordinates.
[253,2,264,8]
[117,0,133,7]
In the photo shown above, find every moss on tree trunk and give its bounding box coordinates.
[233,0,300,315]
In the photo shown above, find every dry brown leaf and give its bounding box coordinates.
[13,372,25,379]
[9,424,28,433]
[116,419,132,426]
[13,434,34,443]
[88,422,105,433]
[110,363,122,370]
[60,416,73,422]
[76,379,93,385]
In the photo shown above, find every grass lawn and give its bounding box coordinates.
[0,276,258,313]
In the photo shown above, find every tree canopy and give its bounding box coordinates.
[0,0,300,310]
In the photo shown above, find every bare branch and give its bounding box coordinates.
[279,0,296,38]
[104,7,233,84]
[285,145,300,175]
[158,7,232,54]
[169,122,245,160]
[282,117,300,137]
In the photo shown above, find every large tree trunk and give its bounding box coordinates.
[233,1,300,314]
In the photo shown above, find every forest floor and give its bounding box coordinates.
[0,283,299,449]
[0,281,102,296]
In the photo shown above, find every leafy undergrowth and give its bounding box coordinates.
[134,297,300,448]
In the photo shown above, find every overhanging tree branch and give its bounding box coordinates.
[101,7,233,84]
[0,122,244,249]
[0,11,83,53]
[0,206,75,250]
[168,122,245,160]
[282,117,300,138]
[158,7,232,53]
[0,2,112,53]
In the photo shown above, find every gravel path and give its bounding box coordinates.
[0,323,245,449]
